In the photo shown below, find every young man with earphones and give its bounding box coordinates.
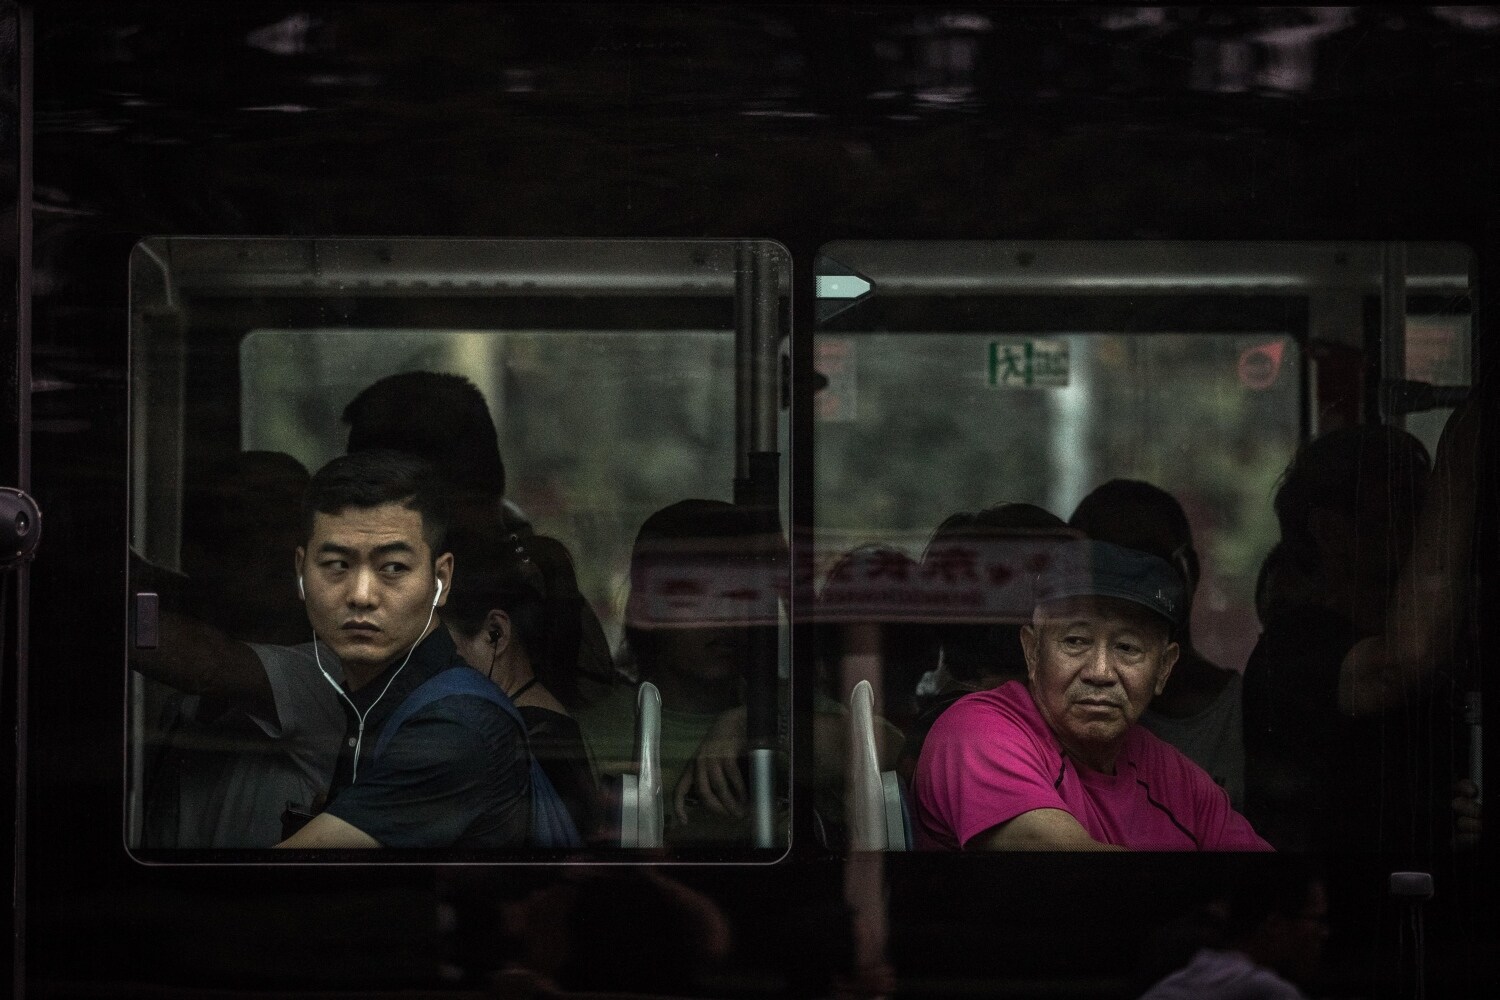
[132,449,540,849]
[270,449,532,848]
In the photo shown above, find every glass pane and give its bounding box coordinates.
[127,238,791,860]
[1404,313,1472,457]
[815,240,1477,858]
[240,328,738,650]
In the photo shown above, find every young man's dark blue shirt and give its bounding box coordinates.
[323,627,530,848]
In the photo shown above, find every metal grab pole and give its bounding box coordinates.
[734,242,755,488]
[1380,242,1408,426]
[735,244,782,849]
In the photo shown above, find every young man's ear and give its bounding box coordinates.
[434,551,454,606]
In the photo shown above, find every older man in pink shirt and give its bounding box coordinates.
[913,539,1269,851]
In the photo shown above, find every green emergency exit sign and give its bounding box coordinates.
[988,339,1070,388]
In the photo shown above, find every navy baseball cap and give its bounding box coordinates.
[1034,539,1186,630]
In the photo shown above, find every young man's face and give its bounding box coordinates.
[1020,595,1178,765]
[295,501,452,675]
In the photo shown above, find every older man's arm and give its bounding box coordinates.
[969,808,1126,851]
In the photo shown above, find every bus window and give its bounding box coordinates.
[125,238,791,860]
[813,240,1477,856]
[1402,311,1471,458]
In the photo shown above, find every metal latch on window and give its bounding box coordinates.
[0,487,41,568]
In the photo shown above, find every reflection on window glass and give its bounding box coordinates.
[126,238,790,859]
[241,328,737,647]
[814,331,1298,673]
[1404,313,1472,458]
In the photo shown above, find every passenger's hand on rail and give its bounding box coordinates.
[674,705,747,823]
[1453,778,1482,850]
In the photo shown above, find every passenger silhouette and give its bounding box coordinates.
[141,450,316,848]
[489,869,732,998]
[341,369,614,700]
[1137,860,1329,999]
[1243,425,1436,852]
[575,499,784,845]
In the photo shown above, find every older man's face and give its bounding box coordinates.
[1020,596,1178,768]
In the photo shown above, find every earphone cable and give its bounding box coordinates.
[313,597,439,785]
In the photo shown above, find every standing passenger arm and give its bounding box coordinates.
[131,610,276,721]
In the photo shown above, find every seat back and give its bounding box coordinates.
[619,681,664,848]
[848,679,910,850]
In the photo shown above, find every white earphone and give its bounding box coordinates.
[305,571,445,787]
[297,574,305,600]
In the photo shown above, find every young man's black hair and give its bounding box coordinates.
[301,448,453,554]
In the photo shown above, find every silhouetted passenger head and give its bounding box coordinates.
[623,499,781,705]
[1272,425,1430,588]
[1070,479,1199,606]
[923,503,1073,685]
[1221,859,1329,985]
[443,525,585,708]
[342,370,505,500]
[181,450,309,644]
[507,870,731,995]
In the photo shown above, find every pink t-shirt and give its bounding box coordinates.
[913,681,1270,851]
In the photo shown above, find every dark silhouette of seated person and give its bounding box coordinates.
[1070,479,1245,808]
[490,870,732,998]
[179,450,312,646]
[575,499,782,845]
[140,450,315,848]
[1137,861,1329,999]
[1243,425,1434,852]
[815,544,931,731]
[898,503,1075,783]
[912,539,1269,850]
[342,370,615,703]
[442,525,606,843]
